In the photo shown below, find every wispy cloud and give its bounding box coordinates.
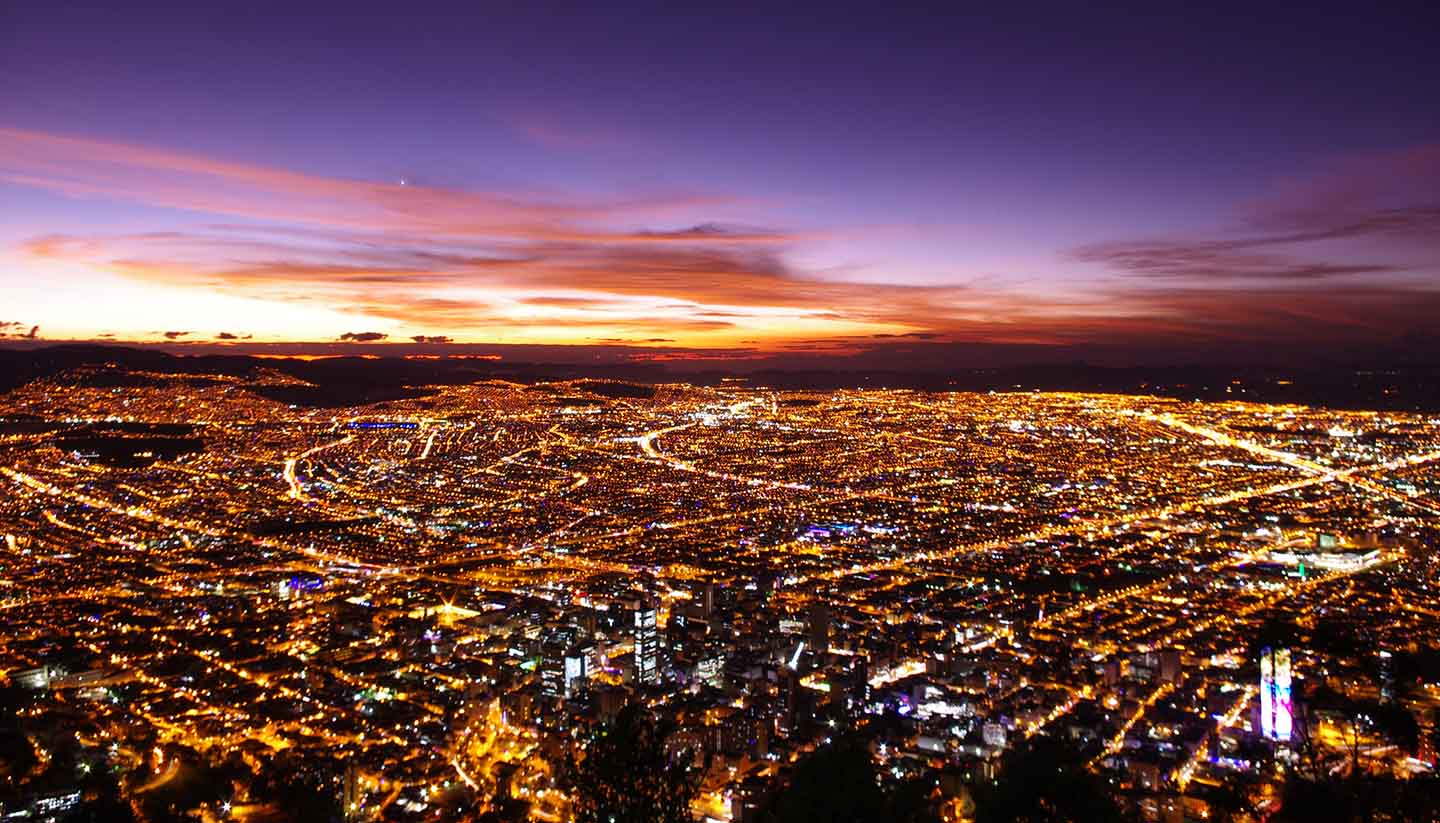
[1076,240,1401,281]
[500,111,634,152]
[0,321,40,339]
[0,127,720,235]
[1,126,973,341]
[6,127,1439,353]
[1076,143,1440,285]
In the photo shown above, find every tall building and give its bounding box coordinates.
[342,764,362,823]
[634,598,660,686]
[540,625,578,699]
[563,649,588,698]
[844,655,869,704]
[808,602,830,655]
[1160,649,1182,685]
[1259,646,1293,742]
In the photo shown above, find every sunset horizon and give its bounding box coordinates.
[5,4,1438,362]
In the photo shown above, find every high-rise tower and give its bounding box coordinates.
[1259,646,1292,742]
[634,598,660,686]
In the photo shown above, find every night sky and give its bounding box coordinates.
[3,2,1438,365]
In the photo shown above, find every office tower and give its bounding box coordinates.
[635,598,660,686]
[1259,646,1293,742]
[1160,649,1182,684]
[540,625,577,699]
[808,602,830,655]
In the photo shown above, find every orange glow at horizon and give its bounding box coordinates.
[4,127,1435,355]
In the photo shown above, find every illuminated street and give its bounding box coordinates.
[3,370,1439,821]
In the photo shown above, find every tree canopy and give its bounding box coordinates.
[562,703,699,823]
[971,738,1124,823]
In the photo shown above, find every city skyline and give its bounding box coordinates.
[4,5,1440,823]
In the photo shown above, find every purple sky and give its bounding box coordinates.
[2,2,1438,364]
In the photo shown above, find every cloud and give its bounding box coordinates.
[1244,143,1440,248]
[520,296,632,308]
[339,331,388,342]
[501,111,632,152]
[1078,142,1440,285]
[1075,241,1400,281]
[2,129,956,342]
[0,127,727,237]
[8,127,1440,355]
[1134,285,1440,352]
[1061,142,1440,352]
[625,349,771,363]
[869,331,944,340]
[20,221,957,337]
[10,129,1070,349]
[216,332,240,340]
[163,330,190,339]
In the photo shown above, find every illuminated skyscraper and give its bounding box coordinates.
[1259,646,1293,742]
[540,625,578,699]
[634,598,660,686]
[1379,649,1395,701]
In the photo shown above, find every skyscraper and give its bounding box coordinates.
[808,602,830,656]
[1259,646,1292,742]
[1160,649,1182,685]
[634,598,660,686]
[540,625,578,699]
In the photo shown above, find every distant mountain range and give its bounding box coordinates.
[2,343,1438,411]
